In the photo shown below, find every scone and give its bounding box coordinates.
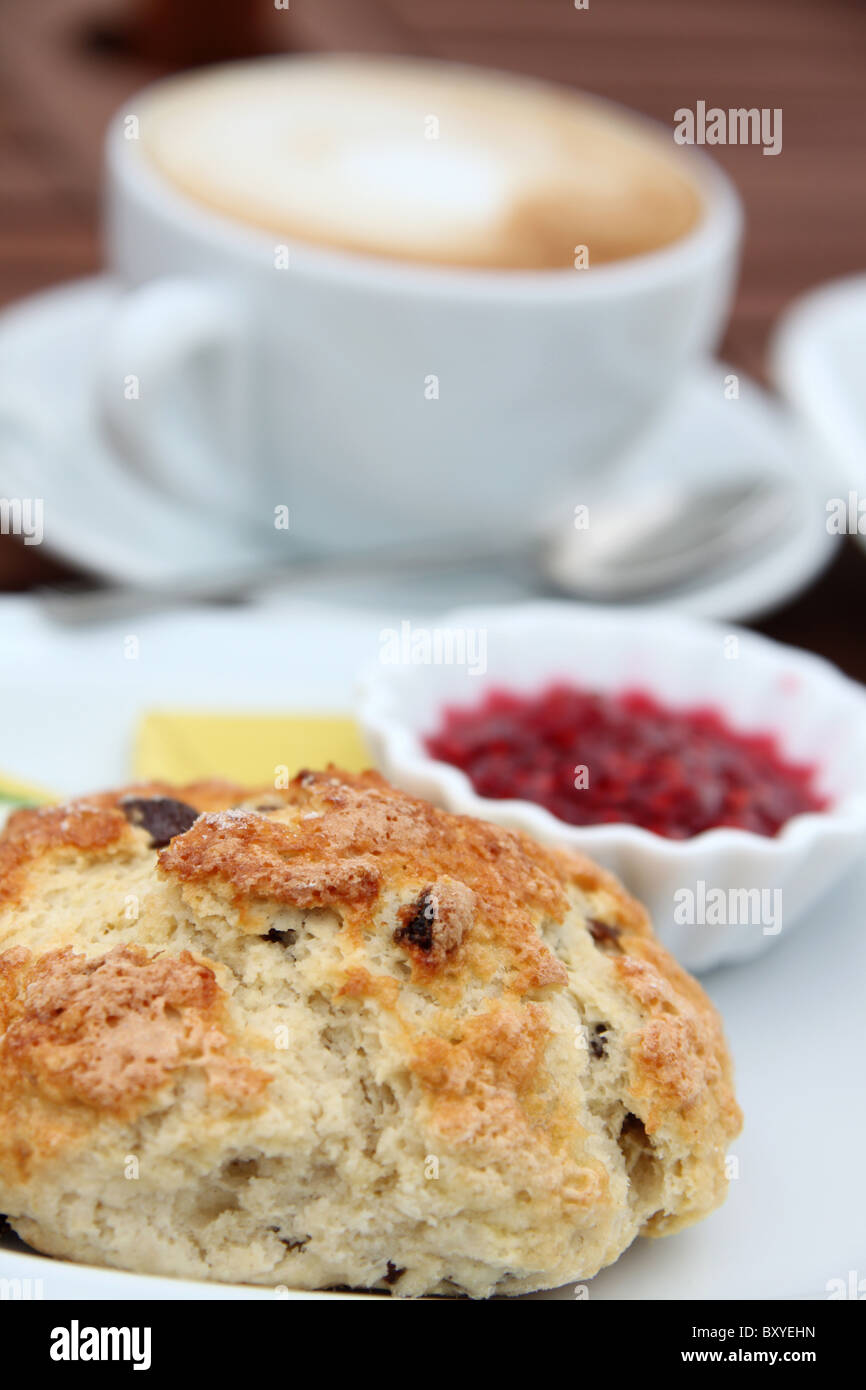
[0,769,741,1297]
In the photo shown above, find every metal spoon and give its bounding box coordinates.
[541,474,796,600]
[37,475,794,623]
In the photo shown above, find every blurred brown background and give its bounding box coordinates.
[1,0,864,671]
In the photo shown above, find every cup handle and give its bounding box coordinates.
[97,278,250,517]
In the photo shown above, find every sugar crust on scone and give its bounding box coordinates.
[0,770,741,1297]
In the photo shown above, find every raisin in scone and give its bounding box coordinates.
[0,770,741,1297]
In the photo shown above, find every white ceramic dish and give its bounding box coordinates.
[0,596,863,1299]
[359,602,866,972]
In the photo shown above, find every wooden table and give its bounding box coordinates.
[1,0,864,675]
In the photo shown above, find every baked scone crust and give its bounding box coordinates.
[0,770,741,1296]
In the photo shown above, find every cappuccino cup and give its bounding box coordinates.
[101,56,742,552]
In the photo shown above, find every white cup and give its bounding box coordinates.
[101,72,742,555]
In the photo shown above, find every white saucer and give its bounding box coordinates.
[0,597,862,1299]
[0,277,279,590]
[772,271,866,554]
[583,361,838,622]
[0,275,837,618]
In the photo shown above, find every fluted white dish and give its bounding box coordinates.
[358,602,866,971]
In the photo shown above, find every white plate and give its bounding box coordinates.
[0,275,838,619]
[0,596,863,1299]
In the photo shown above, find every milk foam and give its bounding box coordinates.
[139,58,702,270]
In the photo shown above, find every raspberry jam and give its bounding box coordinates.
[425,684,827,839]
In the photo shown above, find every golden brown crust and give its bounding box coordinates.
[411,1002,548,1144]
[410,1002,606,1207]
[0,944,269,1128]
[0,781,249,910]
[615,944,739,1140]
[162,768,570,907]
[162,807,384,910]
[160,770,574,991]
[0,802,131,908]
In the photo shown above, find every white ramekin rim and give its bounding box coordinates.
[357,600,866,864]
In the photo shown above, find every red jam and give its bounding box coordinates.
[425,683,828,839]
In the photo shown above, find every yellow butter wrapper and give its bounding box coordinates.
[134,711,371,786]
[0,773,54,807]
